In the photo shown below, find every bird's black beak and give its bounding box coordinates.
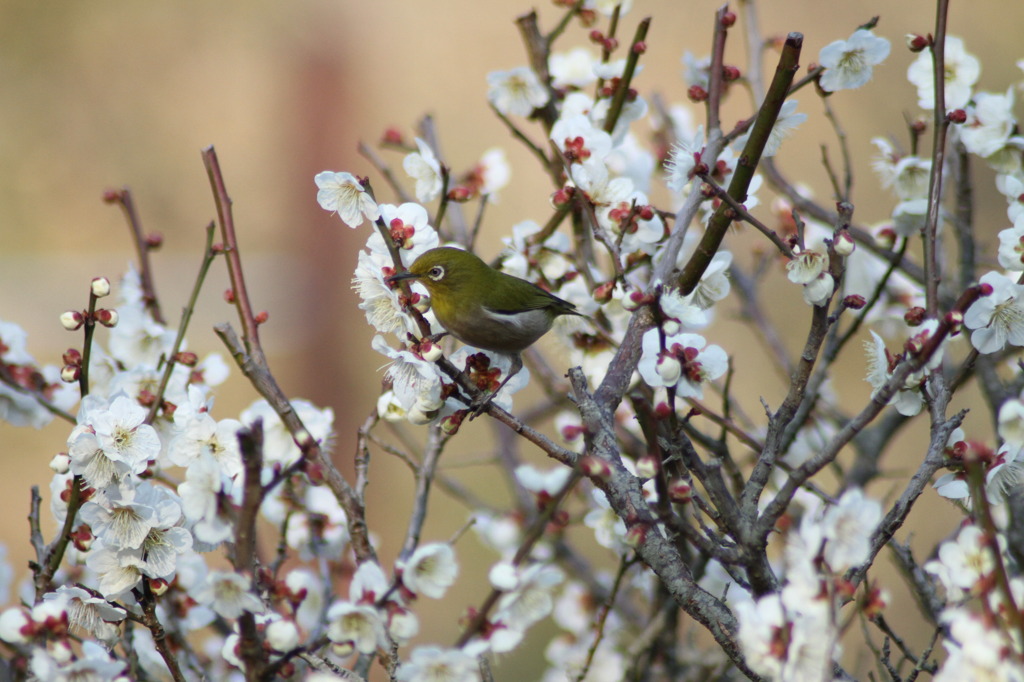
[386,271,419,285]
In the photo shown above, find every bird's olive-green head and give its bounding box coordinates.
[387,246,581,354]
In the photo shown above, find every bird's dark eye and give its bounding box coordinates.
[428,266,445,281]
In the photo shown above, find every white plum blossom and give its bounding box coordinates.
[371,202,440,267]
[403,138,444,203]
[999,398,1024,454]
[786,248,835,306]
[658,288,707,334]
[515,464,573,499]
[550,47,598,89]
[871,137,932,201]
[964,271,1024,353]
[638,329,727,398]
[177,452,237,545]
[863,330,925,417]
[691,250,732,310]
[169,385,242,477]
[998,220,1024,271]
[960,88,1018,158]
[240,397,334,468]
[818,29,891,92]
[665,125,705,193]
[489,562,564,646]
[68,395,160,488]
[192,571,265,620]
[398,543,459,599]
[487,66,549,117]
[352,250,421,337]
[550,114,613,166]
[907,36,980,110]
[997,172,1024,224]
[85,541,146,600]
[326,602,384,656]
[935,607,1024,681]
[925,525,995,598]
[819,488,882,571]
[314,171,380,228]
[396,646,480,682]
[372,335,444,420]
[44,586,126,644]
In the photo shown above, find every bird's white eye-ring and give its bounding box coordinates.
[428,265,445,281]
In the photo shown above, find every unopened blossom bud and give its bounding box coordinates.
[62,348,81,366]
[420,341,443,362]
[447,186,471,202]
[722,65,741,82]
[145,233,163,249]
[833,229,855,256]
[90,277,111,298]
[687,85,708,102]
[945,310,964,333]
[947,109,967,124]
[602,37,619,52]
[580,456,611,480]
[874,227,897,250]
[632,41,647,55]
[656,354,682,384]
[843,294,866,310]
[174,351,198,367]
[71,525,94,552]
[440,411,465,435]
[95,309,118,328]
[622,290,654,311]
[661,318,681,336]
[589,29,604,44]
[266,620,300,652]
[101,188,123,204]
[254,311,269,325]
[861,584,889,617]
[624,523,648,548]
[636,454,659,479]
[49,453,71,474]
[905,34,930,52]
[413,294,431,314]
[721,11,736,27]
[60,311,84,331]
[60,366,80,383]
[551,186,575,208]
[382,127,404,145]
[593,281,615,304]
[653,402,673,420]
[148,578,170,596]
[224,289,236,303]
[668,479,692,503]
[904,306,927,326]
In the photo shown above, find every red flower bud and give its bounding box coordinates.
[903,306,927,326]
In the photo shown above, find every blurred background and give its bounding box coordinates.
[2,0,1023,677]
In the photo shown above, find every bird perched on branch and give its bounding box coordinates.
[388,247,582,411]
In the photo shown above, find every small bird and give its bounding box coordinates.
[387,247,582,410]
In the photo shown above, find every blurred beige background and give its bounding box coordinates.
[2,0,1022,677]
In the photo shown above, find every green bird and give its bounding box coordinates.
[387,247,582,409]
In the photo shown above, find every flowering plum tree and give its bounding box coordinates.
[2,1,1024,681]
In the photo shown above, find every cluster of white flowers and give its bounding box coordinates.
[735,489,883,681]
[0,267,341,678]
